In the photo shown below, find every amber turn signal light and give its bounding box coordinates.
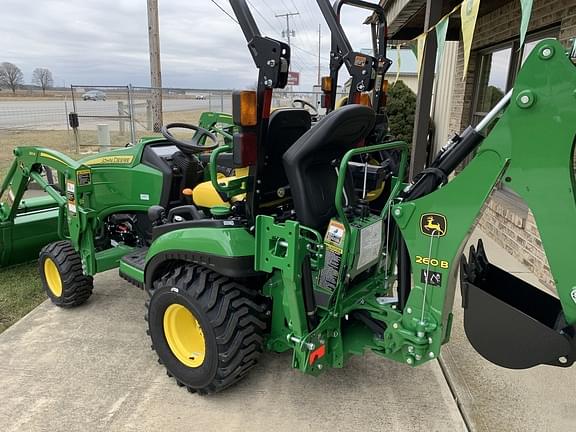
[232,90,257,127]
[321,76,332,92]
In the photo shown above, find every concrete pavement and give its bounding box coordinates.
[445,231,576,432]
[1,228,575,431]
[0,270,466,432]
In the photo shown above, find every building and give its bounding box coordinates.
[383,0,576,287]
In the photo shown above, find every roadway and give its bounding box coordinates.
[0,98,230,130]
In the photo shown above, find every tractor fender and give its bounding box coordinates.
[144,226,258,286]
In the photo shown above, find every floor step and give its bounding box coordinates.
[119,247,148,288]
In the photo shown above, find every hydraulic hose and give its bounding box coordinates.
[396,90,513,311]
[302,255,319,330]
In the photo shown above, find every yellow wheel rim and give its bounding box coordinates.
[163,304,206,368]
[44,258,63,297]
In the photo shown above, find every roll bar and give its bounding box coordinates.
[317,0,392,114]
[229,0,290,90]
[317,0,354,57]
[228,0,292,223]
[333,0,387,59]
[229,0,260,42]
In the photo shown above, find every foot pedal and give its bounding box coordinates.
[460,239,575,369]
[119,247,148,289]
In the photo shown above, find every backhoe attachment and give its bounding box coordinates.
[461,240,576,369]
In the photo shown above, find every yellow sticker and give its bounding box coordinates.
[324,220,346,250]
[40,152,65,165]
[76,169,92,186]
[354,55,367,67]
[84,155,134,166]
[1,187,14,207]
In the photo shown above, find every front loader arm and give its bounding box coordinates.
[1,147,79,221]
[0,147,97,268]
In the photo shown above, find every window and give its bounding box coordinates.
[472,46,512,128]
[470,27,559,215]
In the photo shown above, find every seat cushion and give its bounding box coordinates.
[283,105,375,230]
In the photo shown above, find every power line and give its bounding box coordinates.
[279,0,293,14]
[209,0,238,24]
[292,43,329,61]
[247,0,279,35]
[209,0,330,71]
[275,11,299,46]
[294,0,320,37]
[290,14,317,51]
[290,1,327,67]
[251,0,319,59]
[289,0,300,13]
[258,0,277,15]
[300,0,323,29]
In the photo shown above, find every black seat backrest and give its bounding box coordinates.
[282,105,375,230]
[259,108,311,202]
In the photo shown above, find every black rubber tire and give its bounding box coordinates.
[38,240,94,307]
[147,264,268,394]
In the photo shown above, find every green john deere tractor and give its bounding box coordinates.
[1,0,576,395]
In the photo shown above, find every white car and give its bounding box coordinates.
[82,90,107,101]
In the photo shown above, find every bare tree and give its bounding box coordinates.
[0,62,24,94]
[32,68,54,96]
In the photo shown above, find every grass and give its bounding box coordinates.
[0,262,45,333]
[0,129,76,177]
[0,109,206,332]
[0,109,203,170]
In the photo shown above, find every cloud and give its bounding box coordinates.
[0,0,379,90]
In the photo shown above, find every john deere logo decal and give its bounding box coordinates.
[420,213,447,237]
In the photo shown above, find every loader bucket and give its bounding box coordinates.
[460,240,575,369]
[0,197,60,267]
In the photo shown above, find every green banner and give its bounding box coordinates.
[394,45,402,85]
[408,40,418,58]
[435,14,450,74]
[520,0,534,48]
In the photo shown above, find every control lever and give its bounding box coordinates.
[167,205,204,222]
[148,205,167,227]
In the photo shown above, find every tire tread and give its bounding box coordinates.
[148,264,268,394]
[39,240,93,307]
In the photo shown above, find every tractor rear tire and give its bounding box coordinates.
[39,240,94,307]
[146,265,268,394]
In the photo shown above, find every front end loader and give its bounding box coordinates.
[0,110,235,283]
[3,0,576,396]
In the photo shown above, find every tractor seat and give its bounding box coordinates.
[192,109,311,209]
[282,105,376,231]
[258,108,311,203]
[192,168,248,208]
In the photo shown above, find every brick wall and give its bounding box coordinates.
[449,0,576,289]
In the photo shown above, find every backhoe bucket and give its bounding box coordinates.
[460,239,575,369]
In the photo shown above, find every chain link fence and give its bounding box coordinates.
[0,86,344,176]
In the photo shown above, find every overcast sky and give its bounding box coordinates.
[1,0,377,91]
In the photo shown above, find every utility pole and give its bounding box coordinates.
[276,11,299,46]
[147,0,163,132]
[276,11,299,91]
[317,24,322,85]
[276,11,299,58]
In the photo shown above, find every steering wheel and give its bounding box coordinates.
[292,99,319,118]
[161,123,219,155]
